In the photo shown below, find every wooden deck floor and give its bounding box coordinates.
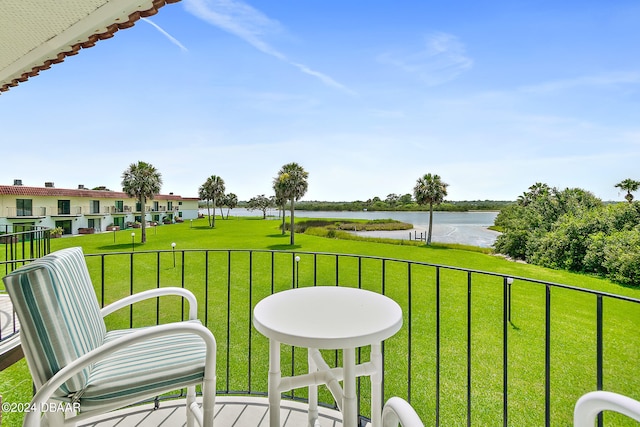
[79,396,346,427]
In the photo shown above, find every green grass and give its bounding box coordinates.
[1,216,639,426]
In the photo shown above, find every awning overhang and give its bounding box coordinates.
[0,0,180,93]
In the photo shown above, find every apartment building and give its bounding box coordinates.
[0,180,199,235]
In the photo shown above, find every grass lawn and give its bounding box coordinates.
[1,216,639,426]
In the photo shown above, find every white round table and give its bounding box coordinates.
[253,286,403,427]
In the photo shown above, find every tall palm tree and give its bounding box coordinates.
[121,161,162,244]
[198,181,213,226]
[275,162,309,245]
[273,175,289,235]
[199,175,225,227]
[615,178,640,203]
[413,173,449,245]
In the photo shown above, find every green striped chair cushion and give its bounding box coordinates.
[79,325,207,411]
[2,247,105,397]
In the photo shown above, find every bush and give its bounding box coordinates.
[601,229,640,286]
[495,183,640,286]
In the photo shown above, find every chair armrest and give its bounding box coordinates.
[382,397,424,427]
[23,322,216,427]
[100,287,199,320]
[574,391,640,426]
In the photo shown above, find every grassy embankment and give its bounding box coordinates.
[1,216,639,426]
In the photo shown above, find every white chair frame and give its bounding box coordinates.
[20,287,216,427]
[574,391,640,426]
[382,397,424,427]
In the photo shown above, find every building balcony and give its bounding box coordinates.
[109,206,131,215]
[1,247,639,426]
[5,206,47,219]
[51,206,82,217]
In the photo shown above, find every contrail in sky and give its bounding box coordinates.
[141,18,189,52]
[183,0,355,95]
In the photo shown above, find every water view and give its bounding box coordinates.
[208,208,500,248]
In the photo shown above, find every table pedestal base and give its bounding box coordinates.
[268,340,384,427]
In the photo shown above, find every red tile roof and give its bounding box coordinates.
[0,185,185,200]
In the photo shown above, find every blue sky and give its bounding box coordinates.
[2,0,639,202]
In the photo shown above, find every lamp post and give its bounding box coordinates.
[190,219,193,228]
[172,242,177,268]
[294,255,300,288]
[131,232,135,252]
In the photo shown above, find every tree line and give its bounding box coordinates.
[120,159,640,284]
[495,180,640,286]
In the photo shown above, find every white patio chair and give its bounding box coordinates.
[3,247,216,427]
[382,397,425,427]
[574,391,640,426]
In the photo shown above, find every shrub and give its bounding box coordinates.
[601,229,640,286]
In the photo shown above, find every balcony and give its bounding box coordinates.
[109,206,132,215]
[1,248,639,426]
[5,206,47,219]
[51,205,82,217]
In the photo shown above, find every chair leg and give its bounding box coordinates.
[43,410,66,427]
[186,385,197,427]
[202,377,216,426]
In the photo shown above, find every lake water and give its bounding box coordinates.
[209,208,500,248]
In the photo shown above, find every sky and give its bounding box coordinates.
[1,0,639,202]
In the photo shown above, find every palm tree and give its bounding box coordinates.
[273,175,289,235]
[199,175,225,227]
[275,162,309,245]
[121,161,162,244]
[615,178,640,203]
[413,173,449,245]
[223,193,238,219]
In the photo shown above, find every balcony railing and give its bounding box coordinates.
[0,225,51,369]
[5,206,47,217]
[1,249,639,426]
[1,225,51,273]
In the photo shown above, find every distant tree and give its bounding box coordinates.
[385,193,400,207]
[413,173,449,245]
[399,193,413,204]
[247,194,273,219]
[199,175,225,227]
[121,161,162,244]
[615,178,640,203]
[275,162,309,245]
[223,193,238,219]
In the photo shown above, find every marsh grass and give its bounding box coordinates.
[1,216,639,425]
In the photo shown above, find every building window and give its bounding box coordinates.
[16,199,32,216]
[153,201,159,211]
[58,200,70,215]
[136,202,142,212]
[91,200,100,214]
[115,201,124,213]
[168,201,173,210]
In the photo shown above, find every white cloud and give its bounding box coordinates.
[378,32,473,85]
[183,0,355,94]
[520,71,640,94]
